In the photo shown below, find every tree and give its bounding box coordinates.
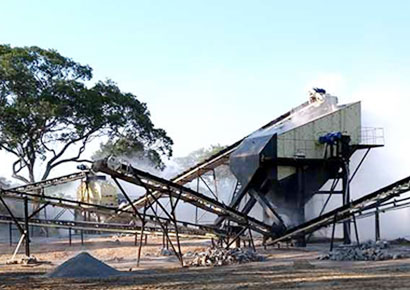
[92,137,165,170]
[0,176,10,189]
[0,45,173,183]
[174,144,226,170]
[173,144,225,170]
[174,144,234,189]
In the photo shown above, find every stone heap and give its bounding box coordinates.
[156,247,174,256]
[186,247,265,267]
[6,255,39,265]
[48,252,122,278]
[319,240,404,261]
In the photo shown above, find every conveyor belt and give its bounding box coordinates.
[92,159,280,237]
[0,215,215,238]
[269,175,410,244]
[0,188,228,238]
[125,100,312,210]
[7,172,87,193]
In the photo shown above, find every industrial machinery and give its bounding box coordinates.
[76,175,118,208]
[117,88,383,245]
[1,88,396,264]
[75,174,119,223]
[220,89,381,245]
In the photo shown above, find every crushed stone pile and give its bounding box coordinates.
[186,247,265,267]
[156,247,174,256]
[319,240,406,261]
[48,252,122,278]
[6,255,47,265]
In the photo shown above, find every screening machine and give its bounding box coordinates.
[217,89,383,244]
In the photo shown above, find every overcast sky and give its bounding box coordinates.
[1,0,410,190]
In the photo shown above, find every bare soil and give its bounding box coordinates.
[1,234,410,289]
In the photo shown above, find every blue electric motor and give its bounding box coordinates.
[319,132,342,145]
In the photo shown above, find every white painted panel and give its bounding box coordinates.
[277,102,361,159]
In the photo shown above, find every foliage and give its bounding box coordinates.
[92,137,165,170]
[0,176,10,189]
[0,45,173,183]
[174,144,225,170]
[174,144,232,179]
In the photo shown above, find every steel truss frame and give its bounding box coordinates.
[0,159,259,264]
[268,175,410,245]
[92,159,275,237]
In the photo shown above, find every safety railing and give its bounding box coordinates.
[359,127,385,146]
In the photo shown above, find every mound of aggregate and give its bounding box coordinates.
[48,252,122,278]
[319,240,407,261]
[186,247,265,267]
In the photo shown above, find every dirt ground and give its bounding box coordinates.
[2,234,410,289]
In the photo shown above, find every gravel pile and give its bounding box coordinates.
[186,247,265,267]
[6,256,40,265]
[48,252,122,278]
[319,240,405,261]
[156,248,174,256]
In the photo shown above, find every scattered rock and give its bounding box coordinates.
[6,256,41,265]
[391,238,410,245]
[318,240,408,261]
[112,235,121,244]
[157,248,174,256]
[393,254,402,260]
[112,256,124,262]
[183,251,194,258]
[185,247,265,267]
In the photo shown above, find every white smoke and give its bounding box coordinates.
[307,74,410,241]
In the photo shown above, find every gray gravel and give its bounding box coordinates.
[319,240,409,261]
[48,252,123,278]
[186,247,265,267]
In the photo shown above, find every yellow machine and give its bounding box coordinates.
[76,175,118,208]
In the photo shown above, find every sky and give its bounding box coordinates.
[1,0,410,237]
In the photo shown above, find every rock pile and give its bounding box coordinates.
[48,252,122,278]
[6,255,40,265]
[157,248,174,256]
[319,240,403,261]
[186,247,265,267]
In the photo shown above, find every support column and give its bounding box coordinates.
[69,228,72,246]
[295,166,306,247]
[195,175,199,224]
[235,237,241,248]
[342,162,351,244]
[375,208,380,241]
[23,197,30,257]
[9,222,12,246]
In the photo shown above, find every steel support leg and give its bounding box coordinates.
[375,208,380,241]
[330,213,337,252]
[165,223,169,250]
[352,214,360,245]
[342,162,351,244]
[24,197,30,257]
[9,222,12,246]
[295,167,306,247]
[248,228,256,251]
[137,201,148,267]
[195,175,199,224]
[226,227,247,249]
